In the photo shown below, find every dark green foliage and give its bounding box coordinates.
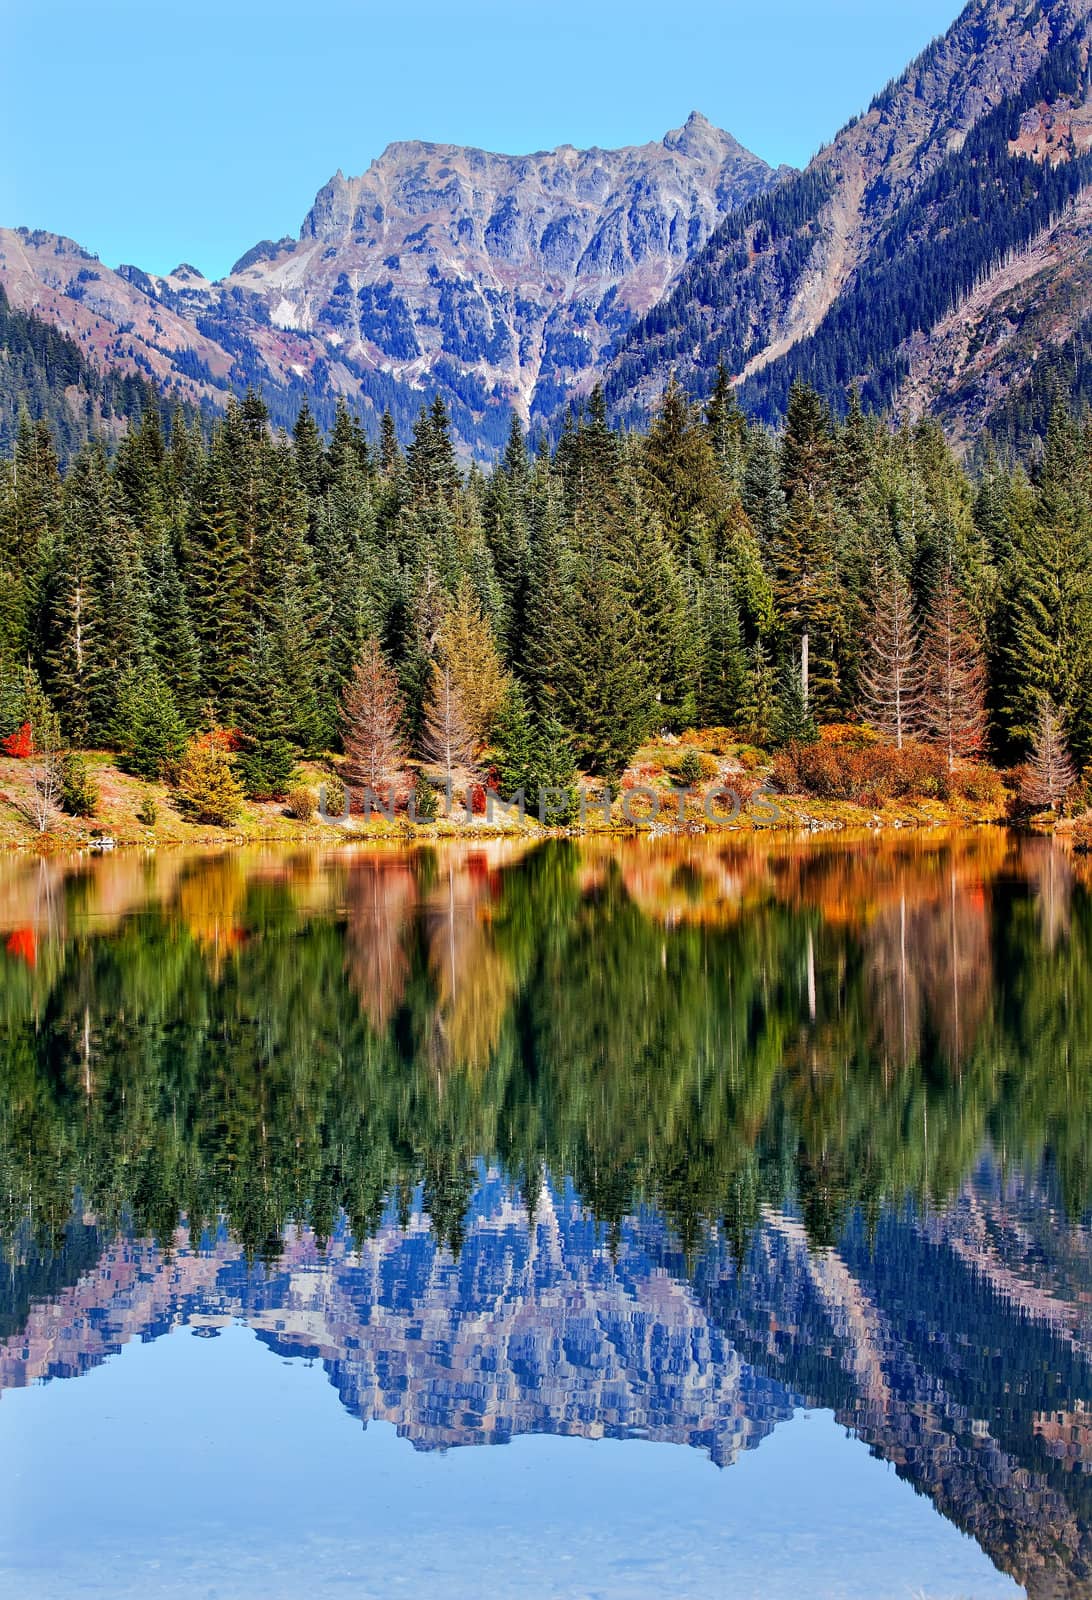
[677,749,704,789]
[0,414,60,663]
[184,443,249,719]
[0,283,201,467]
[43,442,150,745]
[490,682,579,820]
[235,628,297,801]
[529,710,579,824]
[116,669,188,781]
[991,408,1092,765]
[554,516,653,780]
[491,682,536,799]
[59,752,98,817]
[4,369,1092,789]
[774,662,819,748]
[697,563,749,727]
[411,776,440,821]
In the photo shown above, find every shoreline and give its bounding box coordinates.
[0,751,1046,857]
[0,802,1021,857]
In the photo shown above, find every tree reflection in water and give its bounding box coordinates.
[1,832,1091,1596]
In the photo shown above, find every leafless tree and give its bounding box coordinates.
[423,661,476,788]
[1020,697,1077,813]
[18,701,64,833]
[923,563,989,771]
[341,637,407,799]
[859,566,926,749]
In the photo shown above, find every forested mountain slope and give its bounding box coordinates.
[604,0,1092,447]
[0,284,197,465]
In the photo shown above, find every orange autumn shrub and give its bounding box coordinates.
[773,735,998,806]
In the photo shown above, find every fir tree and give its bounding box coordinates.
[773,383,842,710]
[116,668,188,781]
[923,562,989,771]
[531,710,579,823]
[641,376,723,568]
[491,681,536,798]
[292,400,326,502]
[435,579,508,747]
[704,363,750,490]
[698,561,749,727]
[235,626,297,800]
[740,427,784,553]
[555,517,653,780]
[273,566,324,754]
[185,442,249,721]
[995,405,1092,763]
[174,730,245,826]
[743,640,780,748]
[0,413,61,663]
[423,660,477,786]
[144,534,201,724]
[44,443,149,745]
[520,475,571,709]
[774,658,818,747]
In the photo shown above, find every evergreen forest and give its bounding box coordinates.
[2,371,1092,812]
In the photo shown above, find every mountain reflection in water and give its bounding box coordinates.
[1,832,1091,1598]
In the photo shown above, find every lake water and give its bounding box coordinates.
[0,832,1089,1598]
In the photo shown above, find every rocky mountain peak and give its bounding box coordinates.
[231,118,786,441]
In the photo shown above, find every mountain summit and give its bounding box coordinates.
[0,119,784,455]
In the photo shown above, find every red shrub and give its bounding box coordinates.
[2,723,33,759]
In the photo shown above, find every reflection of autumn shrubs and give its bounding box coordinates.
[773,727,1005,807]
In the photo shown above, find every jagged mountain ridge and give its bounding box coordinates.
[604,0,1092,445]
[0,116,784,457]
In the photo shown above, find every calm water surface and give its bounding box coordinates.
[0,832,1089,1598]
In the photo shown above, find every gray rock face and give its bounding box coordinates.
[0,115,783,456]
[229,112,784,430]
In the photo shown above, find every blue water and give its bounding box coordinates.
[0,1323,1017,1600]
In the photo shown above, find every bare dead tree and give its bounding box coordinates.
[923,563,989,771]
[15,680,65,833]
[859,566,926,749]
[341,637,407,799]
[423,661,476,789]
[1020,697,1077,813]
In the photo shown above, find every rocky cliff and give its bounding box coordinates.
[0,116,783,456]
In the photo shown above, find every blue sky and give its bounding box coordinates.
[4,0,964,281]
